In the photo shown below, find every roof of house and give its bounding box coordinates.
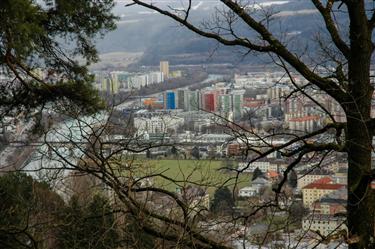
[252,177,270,185]
[303,183,345,190]
[313,176,333,184]
[239,186,256,191]
[319,198,347,205]
[303,177,345,190]
[267,170,279,178]
[303,214,346,222]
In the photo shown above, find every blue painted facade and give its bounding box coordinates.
[166,92,176,109]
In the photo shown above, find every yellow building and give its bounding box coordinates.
[297,170,331,190]
[109,73,119,94]
[302,177,345,207]
[160,60,169,79]
[101,76,119,94]
[170,70,182,78]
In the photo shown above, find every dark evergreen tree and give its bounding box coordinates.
[57,194,120,249]
[146,149,151,159]
[288,169,298,188]
[210,186,235,215]
[252,167,264,181]
[170,145,178,156]
[0,172,63,249]
[0,172,34,249]
[191,146,200,160]
[121,214,156,249]
[0,0,116,114]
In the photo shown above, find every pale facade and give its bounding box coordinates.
[302,184,345,207]
[302,214,347,237]
[134,115,184,135]
[238,186,258,197]
[297,174,331,191]
[238,161,279,173]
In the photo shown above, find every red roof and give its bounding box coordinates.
[304,183,345,190]
[267,170,279,178]
[303,177,344,190]
[313,176,333,184]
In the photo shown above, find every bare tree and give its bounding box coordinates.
[6,0,375,248]
[20,104,349,249]
[122,0,375,248]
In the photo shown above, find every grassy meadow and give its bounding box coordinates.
[132,159,251,195]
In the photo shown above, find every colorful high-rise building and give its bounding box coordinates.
[218,94,232,113]
[188,90,200,111]
[203,93,215,112]
[96,72,119,94]
[160,61,169,79]
[109,72,119,94]
[232,90,245,120]
[164,91,176,109]
[177,89,187,110]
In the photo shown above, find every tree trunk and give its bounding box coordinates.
[346,2,375,246]
[342,0,375,249]
[346,115,375,248]
[346,65,375,248]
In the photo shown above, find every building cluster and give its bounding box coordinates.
[117,70,357,246]
[94,70,164,94]
[236,149,349,240]
[121,70,353,161]
[233,71,347,133]
[158,83,245,121]
[301,175,347,237]
[93,60,182,94]
[133,110,185,135]
[6,65,375,248]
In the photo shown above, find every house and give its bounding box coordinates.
[266,170,280,183]
[238,159,287,173]
[238,186,258,197]
[238,177,271,198]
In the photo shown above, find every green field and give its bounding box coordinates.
[137,159,251,195]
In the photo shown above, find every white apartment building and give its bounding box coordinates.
[286,115,322,133]
[238,161,279,173]
[134,115,184,135]
[195,134,232,144]
[128,74,148,89]
[302,214,347,237]
[148,71,164,85]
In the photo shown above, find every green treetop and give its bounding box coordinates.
[0,0,117,114]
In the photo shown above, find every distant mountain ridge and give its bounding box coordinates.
[95,0,348,66]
